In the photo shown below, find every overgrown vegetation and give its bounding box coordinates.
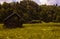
[0,1,60,39]
[0,1,60,23]
[0,23,60,39]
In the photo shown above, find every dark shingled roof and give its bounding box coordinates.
[4,13,21,21]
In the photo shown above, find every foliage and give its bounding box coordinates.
[0,1,60,23]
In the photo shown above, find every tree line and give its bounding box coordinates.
[0,1,60,23]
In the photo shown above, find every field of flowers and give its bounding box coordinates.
[0,23,60,39]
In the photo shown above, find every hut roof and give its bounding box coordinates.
[4,13,21,21]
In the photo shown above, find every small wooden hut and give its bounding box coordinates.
[3,13,23,28]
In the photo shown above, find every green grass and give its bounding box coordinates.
[0,23,60,39]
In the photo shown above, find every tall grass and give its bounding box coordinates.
[0,23,60,39]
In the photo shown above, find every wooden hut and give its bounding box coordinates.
[3,13,23,28]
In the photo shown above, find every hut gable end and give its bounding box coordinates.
[3,13,22,28]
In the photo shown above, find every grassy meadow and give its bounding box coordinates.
[0,23,60,39]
